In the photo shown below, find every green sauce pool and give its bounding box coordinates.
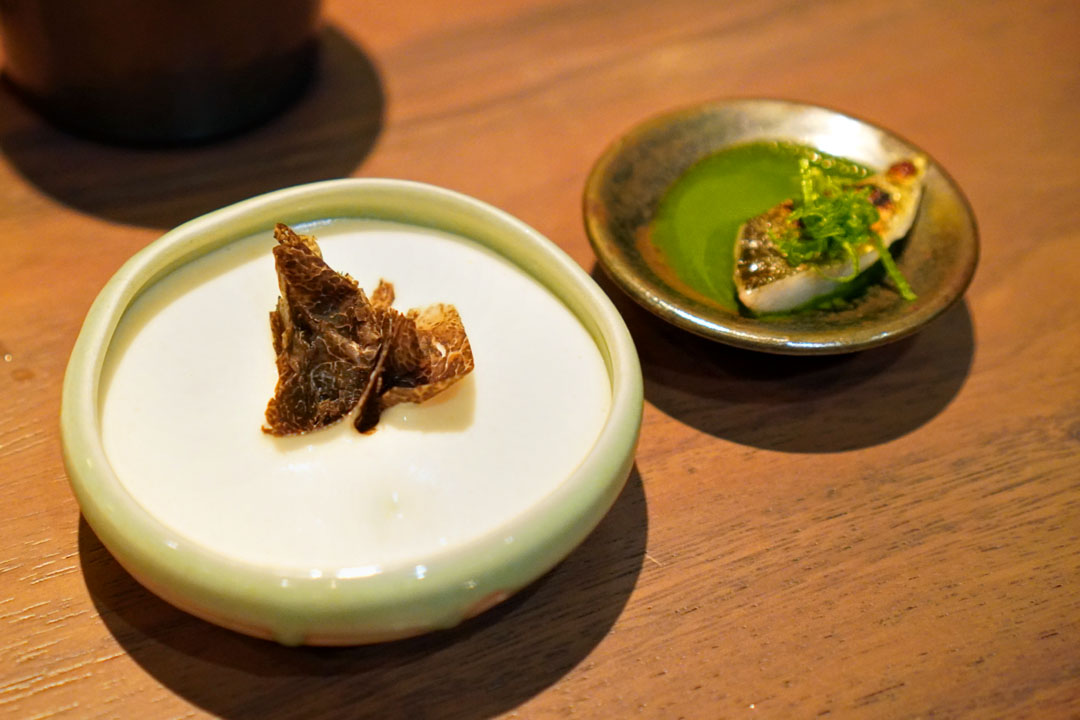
[647,141,871,312]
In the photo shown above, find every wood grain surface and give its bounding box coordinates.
[2,0,1078,717]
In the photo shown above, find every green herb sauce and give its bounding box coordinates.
[647,141,872,312]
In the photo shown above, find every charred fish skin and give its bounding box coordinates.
[734,156,927,314]
[734,199,799,291]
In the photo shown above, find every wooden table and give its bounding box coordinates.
[2,0,1078,717]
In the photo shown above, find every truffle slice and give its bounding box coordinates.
[263,224,389,435]
[378,304,475,412]
[263,223,474,436]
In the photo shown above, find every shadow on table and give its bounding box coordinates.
[0,25,383,229]
[592,266,975,452]
[80,468,647,719]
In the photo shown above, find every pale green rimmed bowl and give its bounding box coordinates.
[61,179,643,646]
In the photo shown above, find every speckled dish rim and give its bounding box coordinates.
[60,179,643,646]
[583,97,979,354]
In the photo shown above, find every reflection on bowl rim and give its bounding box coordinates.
[61,178,643,646]
[583,97,979,354]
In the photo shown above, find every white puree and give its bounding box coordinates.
[100,219,611,574]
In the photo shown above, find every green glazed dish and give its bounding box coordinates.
[583,98,979,354]
[61,179,643,646]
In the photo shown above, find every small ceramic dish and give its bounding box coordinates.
[583,98,978,354]
[61,179,642,645]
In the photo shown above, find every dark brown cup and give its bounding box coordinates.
[0,0,322,144]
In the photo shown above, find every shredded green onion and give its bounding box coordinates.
[775,158,916,300]
[872,233,917,301]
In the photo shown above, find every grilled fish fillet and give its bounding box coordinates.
[734,156,927,314]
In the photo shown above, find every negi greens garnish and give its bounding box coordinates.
[775,158,916,300]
